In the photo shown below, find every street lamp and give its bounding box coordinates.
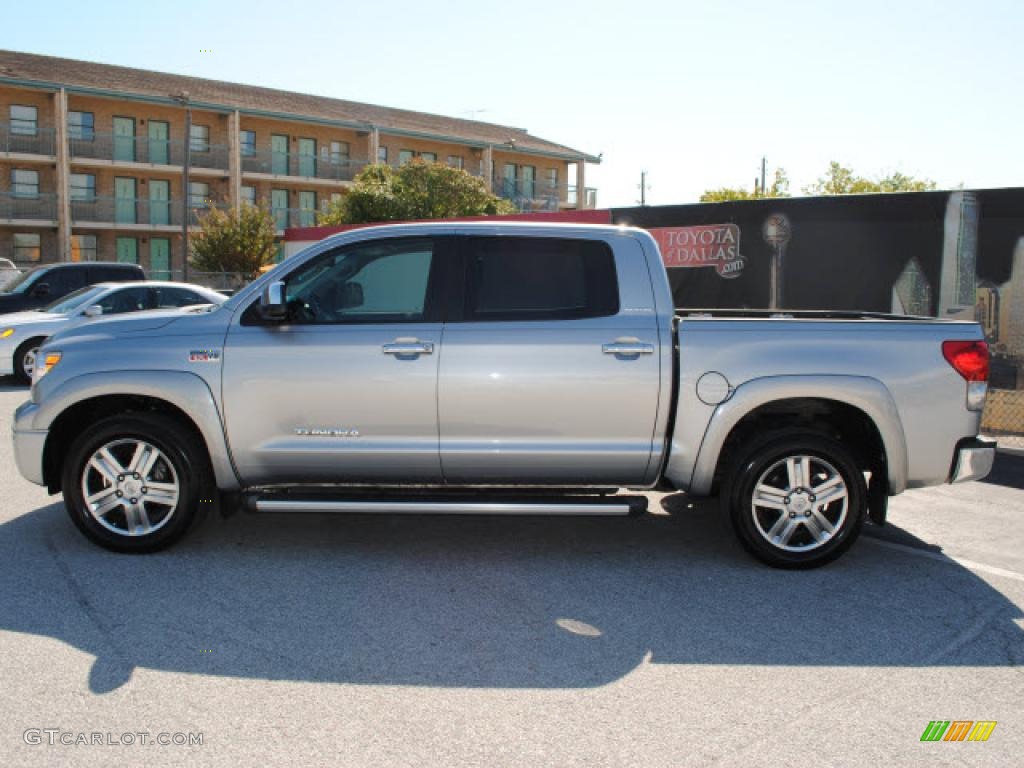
[171,91,191,281]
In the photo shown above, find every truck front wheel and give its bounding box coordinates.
[724,430,867,569]
[61,413,210,553]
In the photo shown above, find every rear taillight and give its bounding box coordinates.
[942,340,989,382]
[943,340,989,412]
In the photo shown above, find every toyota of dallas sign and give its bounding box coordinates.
[649,223,744,278]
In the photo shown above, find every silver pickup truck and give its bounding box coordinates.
[12,222,995,567]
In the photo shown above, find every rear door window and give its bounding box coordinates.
[461,237,618,322]
[45,267,88,297]
[154,287,208,308]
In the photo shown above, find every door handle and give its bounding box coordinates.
[602,339,655,356]
[382,338,434,356]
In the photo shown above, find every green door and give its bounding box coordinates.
[150,238,171,279]
[148,120,169,164]
[116,237,138,264]
[115,177,137,223]
[297,138,316,177]
[298,190,316,227]
[271,188,289,229]
[149,179,170,225]
[271,134,289,175]
[502,163,517,198]
[113,117,136,162]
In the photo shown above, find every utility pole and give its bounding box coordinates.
[760,156,767,197]
[638,170,650,206]
[173,91,192,281]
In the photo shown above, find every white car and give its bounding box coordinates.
[0,281,226,382]
[0,258,21,290]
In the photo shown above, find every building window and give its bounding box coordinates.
[71,234,98,262]
[546,168,558,187]
[377,146,388,163]
[420,152,437,163]
[9,105,38,136]
[189,124,210,152]
[10,169,39,198]
[70,173,96,200]
[240,130,256,156]
[189,181,210,209]
[330,141,350,165]
[240,185,257,206]
[13,233,41,262]
[398,149,414,166]
[68,111,95,140]
[447,155,463,170]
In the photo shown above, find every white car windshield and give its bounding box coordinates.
[40,285,108,314]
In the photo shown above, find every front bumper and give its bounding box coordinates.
[12,400,46,486]
[950,436,996,484]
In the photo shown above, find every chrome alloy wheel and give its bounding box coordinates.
[22,346,39,378]
[750,454,849,552]
[79,439,180,537]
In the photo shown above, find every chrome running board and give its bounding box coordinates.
[249,495,646,516]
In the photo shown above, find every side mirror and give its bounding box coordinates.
[83,304,103,318]
[259,280,288,321]
[30,282,50,298]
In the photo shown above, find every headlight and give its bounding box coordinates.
[33,351,62,381]
[0,328,13,338]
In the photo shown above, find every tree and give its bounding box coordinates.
[190,202,278,283]
[700,168,790,202]
[802,161,937,195]
[319,160,516,225]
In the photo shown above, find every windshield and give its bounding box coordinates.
[1,266,44,294]
[40,285,107,314]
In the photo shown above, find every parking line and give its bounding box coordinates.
[864,536,1024,583]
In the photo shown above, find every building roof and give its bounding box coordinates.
[0,49,599,162]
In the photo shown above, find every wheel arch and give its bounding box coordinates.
[35,371,240,494]
[689,375,908,497]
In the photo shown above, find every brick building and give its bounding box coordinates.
[0,50,599,278]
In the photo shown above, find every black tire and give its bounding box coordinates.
[723,429,867,569]
[61,413,212,553]
[13,337,46,384]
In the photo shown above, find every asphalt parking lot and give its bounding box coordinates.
[0,381,1021,767]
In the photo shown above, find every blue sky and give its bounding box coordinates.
[3,0,1021,206]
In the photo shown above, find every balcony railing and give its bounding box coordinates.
[242,149,367,181]
[69,131,229,170]
[0,192,57,221]
[271,207,320,230]
[492,178,576,211]
[69,196,228,226]
[0,123,57,156]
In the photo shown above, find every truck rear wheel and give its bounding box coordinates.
[61,413,210,553]
[723,430,867,569]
